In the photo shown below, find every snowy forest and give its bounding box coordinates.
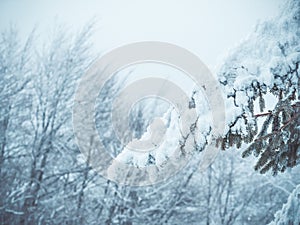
[0,0,299,224]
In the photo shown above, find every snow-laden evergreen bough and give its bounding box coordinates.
[219,0,300,175]
[269,185,300,225]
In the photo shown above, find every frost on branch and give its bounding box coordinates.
[269,184,300,225]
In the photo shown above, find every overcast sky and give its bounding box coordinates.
[0,0,282,69]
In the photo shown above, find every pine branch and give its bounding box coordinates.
[254,111,272,118]
[254,113,298,143]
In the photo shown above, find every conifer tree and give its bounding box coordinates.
[219,0,300,174]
